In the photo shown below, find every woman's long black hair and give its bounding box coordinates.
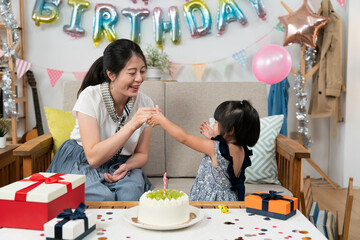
[77,39,146,97]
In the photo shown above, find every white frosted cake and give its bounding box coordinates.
[137,189,190,226]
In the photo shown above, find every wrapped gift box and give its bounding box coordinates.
[245,191,298,220]
[0,172,85,230]
[44,202,96,240]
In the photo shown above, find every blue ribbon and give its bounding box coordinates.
[253,191,294,212]
[55,202,88,239]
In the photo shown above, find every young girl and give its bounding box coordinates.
[148,100,260,201]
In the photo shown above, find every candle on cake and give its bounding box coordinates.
[163,172,167,197]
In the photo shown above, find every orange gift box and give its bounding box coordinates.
[245,191,298,220]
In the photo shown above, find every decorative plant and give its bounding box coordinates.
[144,45,169,73]
[0,115,11,137]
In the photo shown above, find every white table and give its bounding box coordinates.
[0,208,326,240]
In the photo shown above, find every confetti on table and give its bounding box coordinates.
[98,238,108,240]
[299,230,309,234]
[96,232,105,235]
[264,217,271,221]
[302,237,312,240]
[40,233,44,236]
[223,221,235,225]
[106,212,113,215]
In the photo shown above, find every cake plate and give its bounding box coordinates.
[123,206,204,230]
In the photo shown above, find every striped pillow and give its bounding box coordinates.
[245,115,284,184]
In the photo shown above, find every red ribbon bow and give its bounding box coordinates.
[15,173,72,202]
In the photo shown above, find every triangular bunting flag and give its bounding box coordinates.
[337,0,345,7]
[213,59,227,76]
[0,49,5,58]
[274,22,285,32]
[191,63,206,81]
[168,62,182,80]
[47,68,64,87]
[255,34,270,48]
[232,50,247,68]
[73,72,87,81]
[15,58,32,79]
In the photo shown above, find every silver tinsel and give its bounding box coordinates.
[293,73,311,149]
[305,47,317,73]
[0,0,19,117]
[292,47,317,149]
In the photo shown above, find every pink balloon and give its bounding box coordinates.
[252,44,292,84]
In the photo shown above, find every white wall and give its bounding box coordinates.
[336,0,360,187]
[9,0,355,186]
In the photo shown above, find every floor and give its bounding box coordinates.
[310,178,359,240]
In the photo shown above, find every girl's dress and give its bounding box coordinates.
[189,135,252,201]
[47,83,153,201]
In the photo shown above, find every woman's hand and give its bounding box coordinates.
[128,107,157,129]
[104,163,128,183]
[200,121,214,139]
[147,105,165,127]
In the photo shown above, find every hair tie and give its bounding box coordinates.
[240,101,243,105]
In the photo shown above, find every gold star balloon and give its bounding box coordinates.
[278,2,329,48]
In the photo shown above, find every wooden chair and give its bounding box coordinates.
[340,177,354,240]
[300,175,313,218]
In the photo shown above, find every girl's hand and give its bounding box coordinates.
[104,163,128,183]
[147,105,164,127]
[200,121,214,139]
[129,107,157,129]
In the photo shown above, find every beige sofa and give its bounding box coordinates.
[14,80,310,199]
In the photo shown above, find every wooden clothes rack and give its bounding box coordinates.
[281,1,337,190]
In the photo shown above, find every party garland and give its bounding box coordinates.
[0,0,20,117]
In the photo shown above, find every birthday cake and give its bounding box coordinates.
[137,189,190,226]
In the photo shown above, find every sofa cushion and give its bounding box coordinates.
[149,177,293,197]
[44,107,75,154]
[245,115,284,185]
[165,82,268,178]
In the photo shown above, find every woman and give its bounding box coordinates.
[47,39,157,201]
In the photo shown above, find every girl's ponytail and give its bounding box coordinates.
[77,56,107,97]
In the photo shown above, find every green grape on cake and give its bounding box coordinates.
[146,189,184,200]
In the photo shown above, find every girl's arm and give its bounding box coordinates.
[148,110,215,159]
[78,107,155,169]
[104,126,152,183]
